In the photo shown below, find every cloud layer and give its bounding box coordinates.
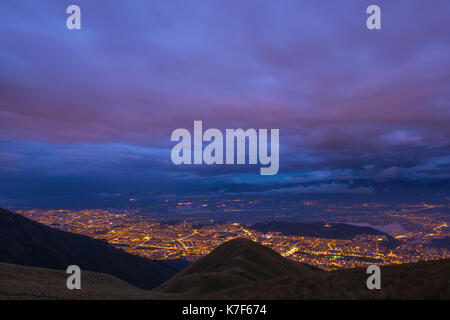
[1,1,450,203]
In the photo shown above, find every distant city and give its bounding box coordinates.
[17,198,450,271]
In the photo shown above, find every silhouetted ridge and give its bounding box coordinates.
[430,237,450,249]
[155,238,315,295]
[251,221,400,249]
[0,232,448,299]
[251,221,386,239]
[0,208,176,289]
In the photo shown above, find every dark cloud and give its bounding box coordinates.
[0,1,450,204]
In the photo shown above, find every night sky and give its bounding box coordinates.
[1,1,449,207]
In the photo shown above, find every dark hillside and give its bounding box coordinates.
[0,208,176,289]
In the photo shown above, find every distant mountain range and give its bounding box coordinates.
[250,221,390,239]
[250,221,400,249]
[430,237,450,249]
[0,208,448,299]
[0,208,180,290]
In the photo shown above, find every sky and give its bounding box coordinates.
[0,1,450,207]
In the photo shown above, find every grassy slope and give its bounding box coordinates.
[0,237,448,300]
[200,259,450,300]
[153,238,316,297]
[0,262,147,300]
[0,208,176,290]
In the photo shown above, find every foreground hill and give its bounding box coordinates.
[152,239,450,300]
[0,209,448,299]
[202,258,450,299]
[154,238,317,296]
[153,238,449,299]
[0,262,147,299]
[0,208,176,289]
[1,237,448,299]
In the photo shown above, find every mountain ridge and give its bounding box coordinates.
[154,238,317,296]
[1,207,448,299]
[0,208,176,290]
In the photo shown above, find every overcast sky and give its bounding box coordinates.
[1,1,450,206]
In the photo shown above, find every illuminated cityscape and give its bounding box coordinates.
[16,199,450,271]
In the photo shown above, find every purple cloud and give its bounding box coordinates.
[0,0,449,203]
